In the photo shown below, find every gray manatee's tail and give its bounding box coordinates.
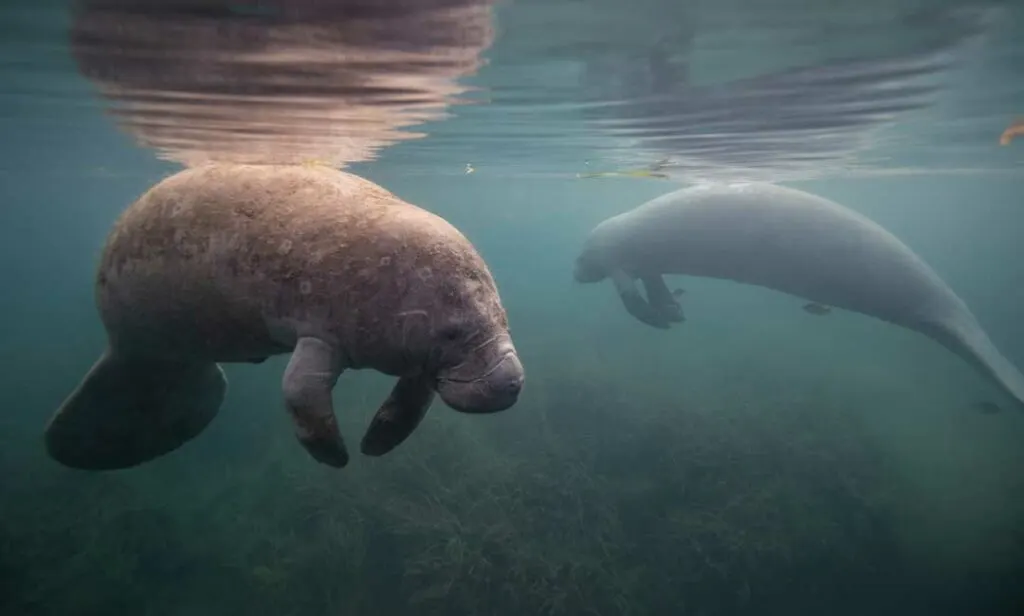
[44,350,227,470]
[918,310,1024,410]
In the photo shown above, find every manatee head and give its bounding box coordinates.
[399,265,524,414]
[573,249,608,283]
[573,220,617,283]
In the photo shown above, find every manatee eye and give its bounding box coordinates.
[438,325,463,342]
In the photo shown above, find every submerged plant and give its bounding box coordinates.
[5,343,1021,616]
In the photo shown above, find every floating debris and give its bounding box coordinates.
[578,158,672,180]
[999,118,1024,146]
[578,169,669,179]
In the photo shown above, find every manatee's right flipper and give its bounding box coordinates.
[611,269,672,329]
[282,336,349,468]
[44,351,226,470]
[360,374,436,457]
[641,274,685,323]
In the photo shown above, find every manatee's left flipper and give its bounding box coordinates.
[611,269,671,329]
[44,350,227,470]
[360,374,436,457]
[641,274,685,323]
[282,337,349,468]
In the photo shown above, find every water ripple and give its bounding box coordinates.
[69,0,497,167]
[1,0,1022,180]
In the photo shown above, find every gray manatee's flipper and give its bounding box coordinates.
[641,274,685,323]
[611,269,671,329]
[360,374,436,457]
[44,350,226,470]
[282,336,348,468]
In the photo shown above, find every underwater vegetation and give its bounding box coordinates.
[7,333,1022,616]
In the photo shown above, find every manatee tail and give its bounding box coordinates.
[918,311,1024,411]
[44,350,227,470]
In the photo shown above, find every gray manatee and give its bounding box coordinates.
[45,164,525,470]
[573,183,1024,409]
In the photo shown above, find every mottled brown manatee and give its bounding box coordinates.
[45,164,525,470]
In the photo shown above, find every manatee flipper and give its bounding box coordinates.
[641,274,685,322]
[44,351,226,470]
[611,269,671,329]
[360,374,436,457]
[802,302,833,316]
[282,336,349,468]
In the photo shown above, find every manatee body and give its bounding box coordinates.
[46,164,525,470]
[573,183,1024,408]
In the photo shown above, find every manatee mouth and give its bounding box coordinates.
[573,258,605,283]
[436,350,524,414]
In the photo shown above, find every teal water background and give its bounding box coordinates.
[2,1,1024,614]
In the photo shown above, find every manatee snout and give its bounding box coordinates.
[573,254,605,283]
[437,344,524,413]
